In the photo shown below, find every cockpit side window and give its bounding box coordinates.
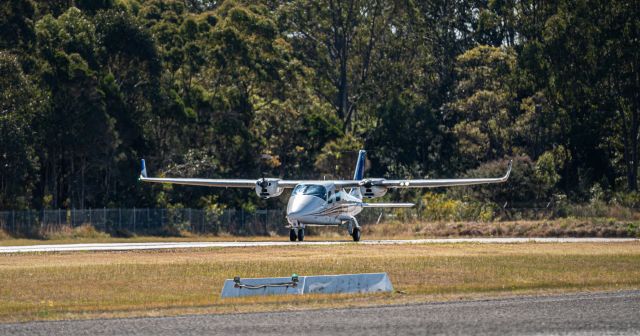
[292,184,327,200]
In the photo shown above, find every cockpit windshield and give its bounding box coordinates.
[292,184,327,200]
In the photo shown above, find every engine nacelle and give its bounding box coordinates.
[360,185,387,199]
[255,178,284,199]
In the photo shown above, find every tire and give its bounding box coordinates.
[352,227,361,242]
[298,228,305,241]
[289,229,297,242]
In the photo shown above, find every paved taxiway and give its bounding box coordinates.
[0,237,638,253]
[2,290,638,335]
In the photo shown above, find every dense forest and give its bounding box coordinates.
[0,0,638,211]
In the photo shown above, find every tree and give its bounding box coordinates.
[279,0,400,132]
[447,45,517,168]
[0,52,44,209]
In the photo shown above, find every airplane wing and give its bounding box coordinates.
[138,159,511,189]
[138,160,334,189]
[368,160,512,189]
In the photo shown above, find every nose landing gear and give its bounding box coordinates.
[289,229,297,241]
[289,223,305,242]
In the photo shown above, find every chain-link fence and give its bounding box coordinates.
[0,206,563,237]
[0,208,400,237]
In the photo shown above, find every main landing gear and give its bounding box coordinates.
[346,217,361,242]
[289,228,305,242]
[351,227,361,242]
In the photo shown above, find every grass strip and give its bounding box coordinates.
[0,242,638,322]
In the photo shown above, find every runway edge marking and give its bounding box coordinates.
[0,238,637,253]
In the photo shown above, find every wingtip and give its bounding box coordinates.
[504,159,513,180]
[140,159,147,179]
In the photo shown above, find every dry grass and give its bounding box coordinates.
[361,218,640,238]
[0,235,352,246]
[0,229,11,240]
[2,218,639,246]
[0,242,639,322]
[42,224,111,240]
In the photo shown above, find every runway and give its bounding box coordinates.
[1,290,638,335]
[0,237,637,253]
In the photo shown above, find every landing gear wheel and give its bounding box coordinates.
[289,229,297,242]
[297,228,305,241]
[352,227,361,242]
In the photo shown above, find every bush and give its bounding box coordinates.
[44,224,110,240]
[420,192,498,222]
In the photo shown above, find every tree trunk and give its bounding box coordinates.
[630,115,638,191]
[339,38,349,132]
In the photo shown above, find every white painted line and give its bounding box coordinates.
[0,238,637,253]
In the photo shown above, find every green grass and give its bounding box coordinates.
[0,242,639,322]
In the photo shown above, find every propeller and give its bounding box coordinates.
[258,154,272,190]
[359,179,373,188]
[258,172,268,189]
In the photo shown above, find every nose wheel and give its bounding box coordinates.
[289,228,305,242]
[289,229,297,241]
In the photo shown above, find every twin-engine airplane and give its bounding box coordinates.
[139,150,512,241]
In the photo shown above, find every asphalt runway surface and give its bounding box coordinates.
[1,237,638,253]
[2,290,639,335]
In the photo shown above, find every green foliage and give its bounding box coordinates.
[449,156,550,203]
[314,134,363,179]
[0,51,43,209]
[534,146,569,191]
[0,0,638,211]
[420,192,499,222]
[0,0,37,50]
[448,45,517,166]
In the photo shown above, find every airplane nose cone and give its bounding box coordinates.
[287,195,324,219]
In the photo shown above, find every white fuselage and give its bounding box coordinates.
[286,182,362,227]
